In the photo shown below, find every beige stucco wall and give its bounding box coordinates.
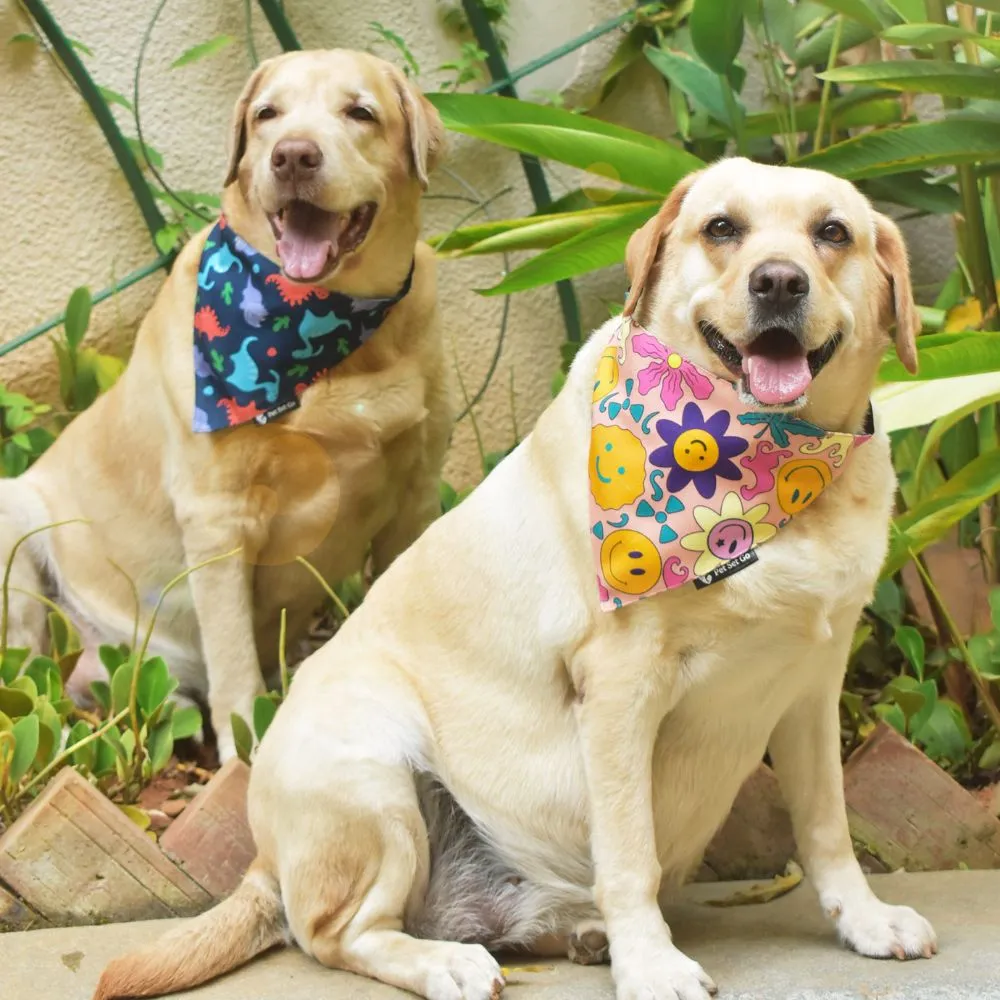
[0,0,951,489]
[0,0,678,489]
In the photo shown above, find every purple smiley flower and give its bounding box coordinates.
[650,401,749,499]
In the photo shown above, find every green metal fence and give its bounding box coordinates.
[3,1,640,359]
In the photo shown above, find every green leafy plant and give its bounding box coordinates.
[50,286,125,416]
[0,531,243,822]
[0,386,55,477]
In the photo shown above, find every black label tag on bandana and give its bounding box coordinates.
[254,398,301,425]
[693,549,759,589]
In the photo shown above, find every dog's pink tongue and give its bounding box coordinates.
[276,234,332,282]
[742,352,812,405]
[276,203,341,282]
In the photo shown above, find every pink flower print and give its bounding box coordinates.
[631,332,714,411]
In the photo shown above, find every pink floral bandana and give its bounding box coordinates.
[590,319,872,610]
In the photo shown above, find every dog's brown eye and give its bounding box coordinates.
[818,221,850,244]
[347,105,377,123]
[706,217,736,240]
[255,105,278,122]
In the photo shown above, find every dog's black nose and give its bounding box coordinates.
[271,139,323,182]
[748,260,810,309]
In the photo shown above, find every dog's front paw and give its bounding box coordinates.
[422,941,504,1000]
[613,944,717,1000]
[834,898,937,960]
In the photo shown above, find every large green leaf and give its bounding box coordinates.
[795,18,875,68]
[880,22,1000,58]
[697,92,902,142]
[818,60,1000,101]
[645,46,741,128]
[799,120,1000,179]
[883,0,925,20]
[434,201,659,257]
[883,450,1000,577]
[428,93,703,195]
[860,171,960,215]
[690,0,744,73]
[428,196,660,257]
[480,204,658,296]
[873,371,1000,433]
[812,0,886,32]
[878,332,1000,382]
[914,388,1000,490]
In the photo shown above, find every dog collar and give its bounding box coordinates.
[590,318,872,609]
[191,216,413,431]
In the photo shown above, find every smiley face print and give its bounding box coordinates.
[592,346,620,401]
[590,425,647,510]
[600,529,662,596]
[775,458,833,515]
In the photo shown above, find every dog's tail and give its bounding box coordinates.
[93,863,285,999]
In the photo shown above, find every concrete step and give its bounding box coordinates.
[4,871,999,1000]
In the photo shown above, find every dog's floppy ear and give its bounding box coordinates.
[874,212,920,375]
[224,60,277,187]
[394,73,444,189]
[623,171,701,319]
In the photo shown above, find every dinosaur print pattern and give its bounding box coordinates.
[193,305,230,340]
[293,310,352,359]
[192,217,414,431]
[239,277,268,329]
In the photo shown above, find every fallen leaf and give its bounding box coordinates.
[704,860,803,907]
[117,804,151,831]
[61,950,84,972]
[499,964,555,977]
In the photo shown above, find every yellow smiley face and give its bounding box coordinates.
[776,458,833,515]
[590,425,646,510]
[600,529,662,595]
[592,347,620,401]
[673,429,719,472]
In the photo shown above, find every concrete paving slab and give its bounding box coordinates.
[2,871,998,1000]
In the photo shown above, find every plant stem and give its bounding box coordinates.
[911,552,1000,734]
[925,0,999,330]
[278,607,289,698]
[2,520,86,657]
[295,556,351,621]
[451,336,488,474]
[134,548,242,671]
[9,586,78,648]
[123,547,240,790]
[721,78,746,156]
[813,15,843,154]
[107,559,141,655]
[16,0,169,252]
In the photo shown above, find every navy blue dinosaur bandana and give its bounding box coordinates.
[192,216,413,431]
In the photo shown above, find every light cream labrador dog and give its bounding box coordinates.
[96,159,936,1000]
[0,50,449,759]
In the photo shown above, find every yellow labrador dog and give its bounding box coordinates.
[0,51,449,759]
[96,159,936,1000]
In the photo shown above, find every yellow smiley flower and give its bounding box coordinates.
[680,491,776,576]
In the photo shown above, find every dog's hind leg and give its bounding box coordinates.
[278,759,505,1000]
